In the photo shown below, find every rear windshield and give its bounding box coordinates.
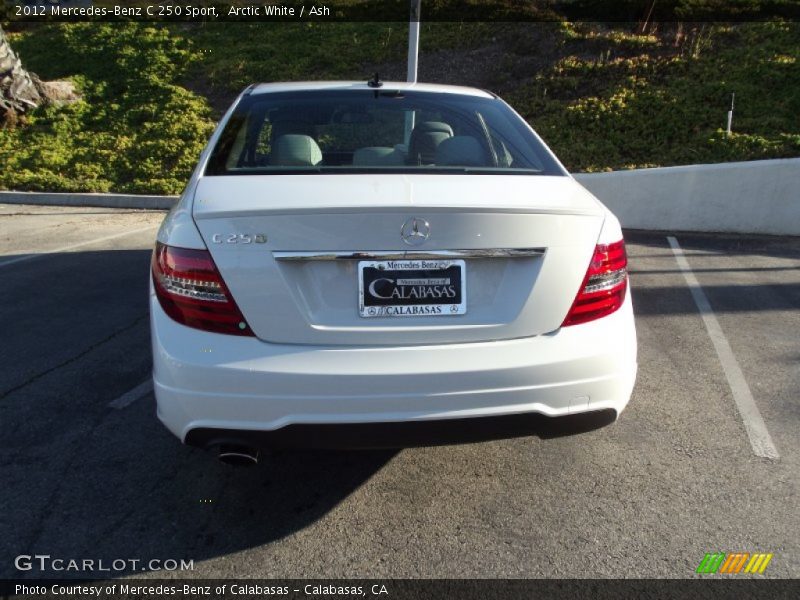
[205,90,565,176]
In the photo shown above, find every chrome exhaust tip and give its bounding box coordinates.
[217,444,260,466]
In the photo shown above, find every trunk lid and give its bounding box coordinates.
[192,174,605,346]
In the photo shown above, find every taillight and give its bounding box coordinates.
[151,242,253,336]
[562,240,628,327]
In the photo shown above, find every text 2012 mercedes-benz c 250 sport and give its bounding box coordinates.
[150,80,637,460]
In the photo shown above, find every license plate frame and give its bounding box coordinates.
[358,259,467,318]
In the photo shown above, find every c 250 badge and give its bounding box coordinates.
[211,233,267,244]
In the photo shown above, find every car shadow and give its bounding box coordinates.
[4,388,399,579]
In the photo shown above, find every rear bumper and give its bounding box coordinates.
[151,292,637,447]
[185,409,619,449]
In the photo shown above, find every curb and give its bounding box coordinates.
[0,191,177,210]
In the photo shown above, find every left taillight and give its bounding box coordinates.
[151,242,253,336]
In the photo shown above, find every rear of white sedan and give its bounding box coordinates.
[150,81,637,457]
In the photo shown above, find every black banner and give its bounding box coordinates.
[3,0,800,23]
[3,579,800,600]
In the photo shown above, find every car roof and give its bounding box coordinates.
[249,81,495,99]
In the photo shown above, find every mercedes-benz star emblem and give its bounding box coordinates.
[400,218,430,246]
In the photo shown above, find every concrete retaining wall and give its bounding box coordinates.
[574,158,800,236]
[2,157,798,235]
[0,191,177,210]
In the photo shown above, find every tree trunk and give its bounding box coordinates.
[1,25,79,125]
[0,25,42,115]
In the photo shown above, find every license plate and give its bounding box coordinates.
[358,259,466,318]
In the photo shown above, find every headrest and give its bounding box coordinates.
[408,121,455,164]
[414,121,454,136]
[435,136,488,167]
[271,134,323,167]
[352,147,405,166]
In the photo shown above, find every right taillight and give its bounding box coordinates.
[562,240,628,327]
[152,242,253,336]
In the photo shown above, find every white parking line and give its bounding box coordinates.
[0,224,159,269]
[109,380,153,410]
[667,236,779,460]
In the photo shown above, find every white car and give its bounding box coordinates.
[150,80,637,463]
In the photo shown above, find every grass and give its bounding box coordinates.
[0,23,214,194]
[505,21,800,171]
[0,20,798,194]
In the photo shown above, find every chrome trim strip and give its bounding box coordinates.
[273,248,546,261]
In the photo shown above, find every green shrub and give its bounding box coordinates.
[507,21,800,171]
[0,23,214,194]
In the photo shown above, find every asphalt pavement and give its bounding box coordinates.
[0,204,797,579]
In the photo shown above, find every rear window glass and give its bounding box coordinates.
[205,90,565,176]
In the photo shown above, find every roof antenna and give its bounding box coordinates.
[368,73,383,88]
